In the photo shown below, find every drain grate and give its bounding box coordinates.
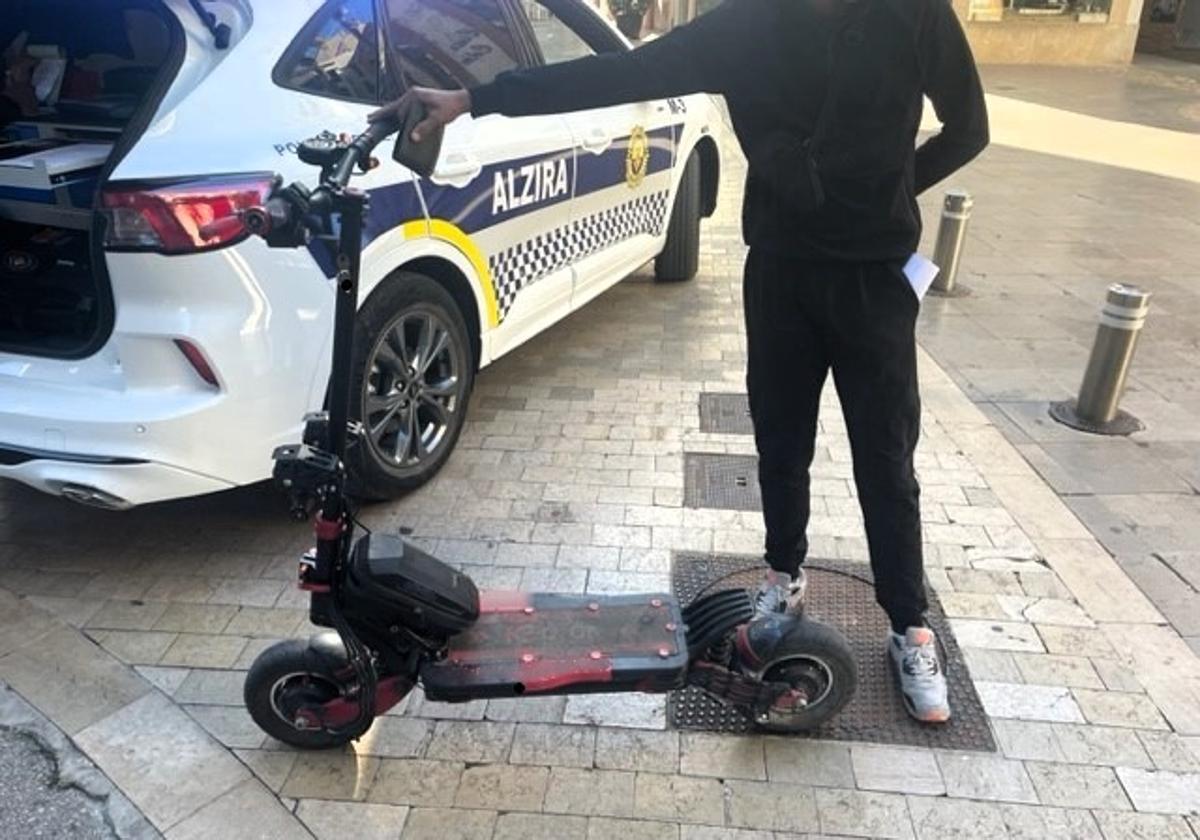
[684,454,761,511]
[670,553,996,752]
[699,393,754,435]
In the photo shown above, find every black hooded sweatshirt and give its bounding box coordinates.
[469,0,988,261]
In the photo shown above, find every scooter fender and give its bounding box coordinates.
[735,614,803,674]
[307,631,351,672]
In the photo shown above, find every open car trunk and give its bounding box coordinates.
[0,0,184,358]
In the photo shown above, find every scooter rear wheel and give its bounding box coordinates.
[753,619,857,733]
[244,639,364,749]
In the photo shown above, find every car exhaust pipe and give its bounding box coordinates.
[59,484,132,511]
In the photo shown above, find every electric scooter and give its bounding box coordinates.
[238,117,857,749]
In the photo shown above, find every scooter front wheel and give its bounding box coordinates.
[753,619,857,733]
[244,639,364,750]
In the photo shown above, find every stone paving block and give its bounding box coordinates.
[556,545,622,570]
[563,692,666,729]
[1137,731,1200,772]
[485,695,567,723]
[1099,623,1200,736]
[1052,723,1153,768]
[950,619,1045,653]
[960,648,1023,683]
[935,751,1039,803]
[1012,653,1104,689]
[84,599,169,631]
[906,795,1010,840]
[135,665,190,696]
[976,681,1085,723]
[633,772,725,825]
[594,728,679,774]
[75,692,248,831]
[165,778,304,839]
[0,626,152,735]
[182,704,265,750]
[233,748,297,793]
[519,567,589,593]
[543,767,636,817]
[399,807,496,840]
[77,574,154,602]
[1072,689,1170,731]
[172,668,244,706]
[1035,539,1163,624]
[358,717,433,758]
[222,607,306,638]
[995,804,1100,840]
[679,732,766,780]
[367,758,464,807]
[680,828,772,840]
[493,812,588,840]
[586,816,681,840]
[208,578,288,608]
[851,745,945,796]
[152,603,237,634]
[1038,626,1117,659]
[23,595,105,629]
[991,720,1066,762]
[1020,598,1094,627]
[1024,761,1131,810]
[157,633,248,669]
[948,568,1025,596]
[763,739,855,788]
[587,570,671,594]
[95,629,178,665]
[814,788,914,840]
[495,542,558,568]
[424,720,513,763]
[1092,660,1144,693]
[143,576,219,604]
[1114,768,1200,816]
[510,722,596,768]
[454,763,549,811]
[1019,572,1075,600]
[280,751,380,802]
[724,780,819,833]
[939,592,1012,620]
[296,799,409,840]
[1092,811,1195,840]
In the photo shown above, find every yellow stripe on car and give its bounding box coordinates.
[401,218,500,329]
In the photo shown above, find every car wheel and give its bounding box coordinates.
[654,150,702,283]
[346,272,474,501]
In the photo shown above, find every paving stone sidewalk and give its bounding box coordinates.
[2,92,1200,839]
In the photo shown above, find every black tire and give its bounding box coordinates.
[654,150,702,282]
[346,272,475,501]
[244,639,362,750]
[752,619,858,733]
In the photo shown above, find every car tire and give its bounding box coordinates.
[345,272,474,501]
[654,150,702,283]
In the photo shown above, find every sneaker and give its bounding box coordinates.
[753,568,807,619]
[888,627,951,723]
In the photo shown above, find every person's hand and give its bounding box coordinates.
[369,88,471,142]
[3,54,38,116]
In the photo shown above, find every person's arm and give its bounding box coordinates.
[470,0,747,118]
[374,0,755,138]
[913,0,988,195]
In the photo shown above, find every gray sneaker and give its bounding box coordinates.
[888,627,951,723]
[753,569,807,620]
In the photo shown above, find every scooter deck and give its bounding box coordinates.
[421,591,690,702]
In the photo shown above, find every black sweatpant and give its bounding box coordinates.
[743,248,928,633]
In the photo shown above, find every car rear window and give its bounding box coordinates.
[274,0,381,105]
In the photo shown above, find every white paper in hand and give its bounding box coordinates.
[902,253,939,301]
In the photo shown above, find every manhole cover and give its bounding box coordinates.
[699,393,754,435]
[669,553,996,752]
[685,453,761,511]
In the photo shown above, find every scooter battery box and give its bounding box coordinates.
[421,591,690,702]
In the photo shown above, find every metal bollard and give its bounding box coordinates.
[929,189,973,297]
[1049,284,1151,436]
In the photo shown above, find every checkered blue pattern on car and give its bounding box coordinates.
[489,190,671,322]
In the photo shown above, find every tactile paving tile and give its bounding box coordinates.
[698,393,755,435]
[684,453,761,511]
[669,553,996,752]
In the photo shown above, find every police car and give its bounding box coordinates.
[0,0,722,508]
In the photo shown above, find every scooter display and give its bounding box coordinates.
[238,119,857,749]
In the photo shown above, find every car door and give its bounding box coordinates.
[382,0,578,360]
[511,0,682,311]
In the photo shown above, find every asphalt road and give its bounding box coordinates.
[0,728,115,840]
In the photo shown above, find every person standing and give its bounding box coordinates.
[373,0,988,723]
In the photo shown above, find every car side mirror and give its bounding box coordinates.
[392,98,443,179]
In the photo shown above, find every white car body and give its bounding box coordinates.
[0,0,722,507]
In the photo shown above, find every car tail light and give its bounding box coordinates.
[101,174,274,255]
[174,339,220,388]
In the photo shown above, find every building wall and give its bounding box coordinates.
[955,0,1145,64]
